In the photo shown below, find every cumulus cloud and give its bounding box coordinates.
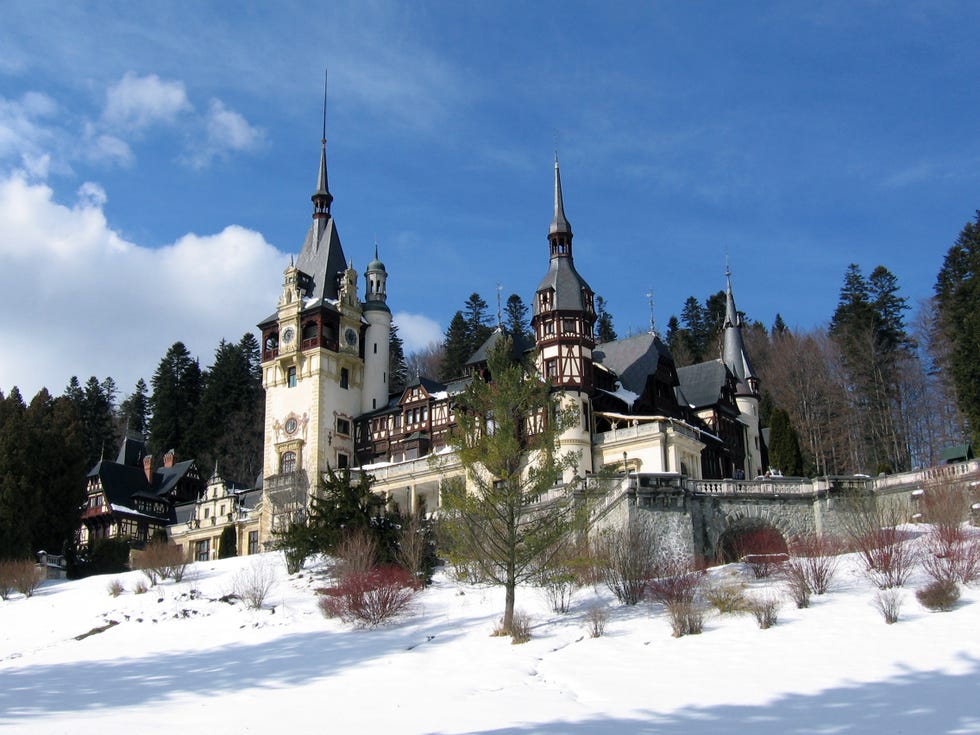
[183,98,265,169]
[393,311,443,352]
[102,71,193,131]
[0,171,285,399]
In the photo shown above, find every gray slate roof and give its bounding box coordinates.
[295,216,348,303]
[676,359,729,409]
[535,257,593,312]
[593,332,673,395]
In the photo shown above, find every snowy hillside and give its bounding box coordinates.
[2,536,979,735]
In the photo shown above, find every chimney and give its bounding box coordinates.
[143,455,153,484]
[164,449,176,469]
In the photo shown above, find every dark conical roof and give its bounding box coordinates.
[721,268,758,394]
[549,154,572,237]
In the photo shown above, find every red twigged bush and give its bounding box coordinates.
[782,534,841,607]
[319,565,417,627]
[921,533,980,586]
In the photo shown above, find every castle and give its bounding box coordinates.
[256,134,767,540]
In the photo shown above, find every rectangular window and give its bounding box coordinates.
[336,418,351,435]
[373,343,377,354]
[248,531,259,555]
[287,366,297,387]
[340,367,349,389]
[545,359,558,378]
[196,539,210,562]
[337,453,349,469]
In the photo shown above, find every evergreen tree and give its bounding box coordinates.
[463,292,494,354]
[441,310,470,381]
[771,314,789,338]
[829,264,912,472]
[0,388,33,559]
[193,334,264,484]
[149,342,204,461]
[768,407,804,476]
[389,323,408,395]
[65,376,118,468]
[118,378,150,438]
[935,210,980,447]
[440,336,594,633]
[218,525,237,558]
[504,294,532,344]
[595,295,617,343]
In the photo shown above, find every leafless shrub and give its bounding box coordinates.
[136,541,189,585]
[922,533,980,586]
[920,483,970,549]
[509,609,531,644]
[233,560,278,609]
[133,579,149,594]
[747,593,781,629]
[873,588,904,624]
[585,604,607,638]
[916,579,960,612]
[650,552,707,638]
[865,537,919,589]
[539,545,581,613]
[107,579,124,597]
[665,601,705,637]
[335,530,378,579]
[704,576,750,615]
[318,565,416,627]
[787,534,841,596]
[395,513,434,588]
[596,520,658,605]
[0,561,18,600]
[5,560,43,598]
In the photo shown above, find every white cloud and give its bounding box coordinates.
[0,171,285,399]
[102,71,192,131]
[0,92,58,164]
[184,98,265,169]
[393,312,443,352]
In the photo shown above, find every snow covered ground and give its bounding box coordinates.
[2,535,979,734]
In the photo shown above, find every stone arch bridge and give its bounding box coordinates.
[619,459,980,562]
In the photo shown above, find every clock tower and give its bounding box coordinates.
[258,127,390,534]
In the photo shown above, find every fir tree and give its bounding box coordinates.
[441,310,470,381]
[389,323,408,395]
[935,210,980,447]
[118,378,150,438]
[595,295,617,343]
[504,293,532,344]
[149,342,204,461]
[463,292,494,354]
[768,407,804,476]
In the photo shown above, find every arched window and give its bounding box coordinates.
[280,451,297,474]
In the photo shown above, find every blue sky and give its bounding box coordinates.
[2,1,979,400]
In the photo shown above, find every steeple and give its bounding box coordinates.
[312,70,333,221]
[722,264,758,396]
[548,152,573,257]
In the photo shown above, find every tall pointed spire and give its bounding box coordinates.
[548,151,573,257]
[312,69,333,220]
[722,263,758,395]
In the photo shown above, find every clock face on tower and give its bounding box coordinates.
[344,327,357,347]
[282,326,295,344]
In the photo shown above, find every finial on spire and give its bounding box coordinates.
[549,148,572,242]
[312,68,333,219]
[646,288,658,338]
[322,68,328,144]
[496,282,503,330]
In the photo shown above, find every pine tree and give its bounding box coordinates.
[463,292,494,355]
[149,342,204,461]
[935,210,980,447]
[441,311,470,381]
[440,336,594,633]
[768,407,803,476]
[771,314,788,338]
[118,378,150,438]
[0,388,33,559]
[504,293,532,344]
[595,295,617,343]
[389,323,408,395]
